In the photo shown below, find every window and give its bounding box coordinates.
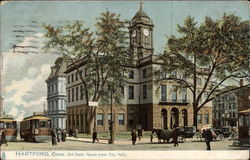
[108,113,112,124]
[204,114,209,124]
[128,70,134,79]
[121,86,124,98]
[76,87,79,101]
[75,72,78,81]
[68,90,71,102]
[182,88,187,102]
[160,70,166,79]
[80,85,84,100]
[232,112,236,118]
[197,78,202,85]
[128,114,134,126]
[97,114,103,125]
[143,68,147,78]
[143,84,147,99]
[128,86,134,99]
[79,70,83,79]
[197,114,202,124]
[67,76,70,84]
[170,70,177,78]
[81,114,84,125]
[118,114,125,125]
[72,88,74,102]
[172,86,177,102]
[161,85,167,101]
[40,121,47,128]
[71,74,74,83]
[197,91,202,103]
[68,115,71,125]
[76,115,79,125]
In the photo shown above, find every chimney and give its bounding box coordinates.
[240,79,244,87]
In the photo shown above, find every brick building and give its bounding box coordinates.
[66,5,212,133]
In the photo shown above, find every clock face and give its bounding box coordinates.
[143,29,149,36]
[132,30,136,37]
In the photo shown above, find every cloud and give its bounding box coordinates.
[2,33,59,120]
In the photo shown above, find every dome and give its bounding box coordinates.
[133,10,150,20]
[132,3,150,20]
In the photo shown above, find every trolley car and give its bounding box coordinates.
[237,108,250,145]
[0,118,17,141]
[20,115,51,142]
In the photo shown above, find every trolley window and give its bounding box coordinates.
[40,121,47,128]
[47,120,51,128]
[12,122,17,129]
[0,122,4,129]
[33,120,39,128]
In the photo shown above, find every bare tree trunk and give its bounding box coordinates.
[193,105,198,130]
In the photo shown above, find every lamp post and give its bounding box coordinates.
[108,84,114,144]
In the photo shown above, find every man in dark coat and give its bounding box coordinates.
[138,127,143,141]
[0,130,8,147]
[204,129,213,150]
[92,130,99,143]
[61,129,67,142]
[131,129,137,145]
[51,128,57,145]
[172,125,179,147]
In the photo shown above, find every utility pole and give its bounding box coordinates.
[109,84,114,144]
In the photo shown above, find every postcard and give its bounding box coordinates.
[0,0,249,160]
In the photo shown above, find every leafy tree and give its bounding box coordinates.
[156,14,250,128]
[43,11,130,134]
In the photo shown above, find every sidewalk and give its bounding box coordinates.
[66,136,153,145]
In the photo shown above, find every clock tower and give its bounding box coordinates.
[129,3,154,60]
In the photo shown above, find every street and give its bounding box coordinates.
[1,137,248,151]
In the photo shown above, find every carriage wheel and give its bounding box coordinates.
[218,134,224,141]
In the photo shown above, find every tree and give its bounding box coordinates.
[156,14,250,128]
[43,11,130,134]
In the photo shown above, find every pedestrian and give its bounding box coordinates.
[60,129,65,142]
[0,130,8,147]
[51,128,57,145]
[131,129,137,145]
[92,129,99,143]
[69,129,72,137]
[204,129,213,150]
[57,129,61,142]
[74,128,78,139]
[172,125,179,147]
[150,134,153,143]
[138,127,143,141]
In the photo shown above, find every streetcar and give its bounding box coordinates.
[20,115,51,142]
[0,118,18,141]
[237,108,250,145]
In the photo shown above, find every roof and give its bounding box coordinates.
[0,118,16,122]
[239,108,250,115]
[132,3,150,20]
[22,115,50,122]
[47,56,71,80]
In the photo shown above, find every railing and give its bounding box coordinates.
[159,99,190,105]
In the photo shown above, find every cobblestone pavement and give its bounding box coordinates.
[1,137,248,151]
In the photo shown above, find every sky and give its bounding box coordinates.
[0,1,249,121]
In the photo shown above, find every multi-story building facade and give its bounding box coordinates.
[66,5,212,133]
[213,92,238,128]
[46,56,70,129]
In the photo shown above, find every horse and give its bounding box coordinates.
[152,128,172,143]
